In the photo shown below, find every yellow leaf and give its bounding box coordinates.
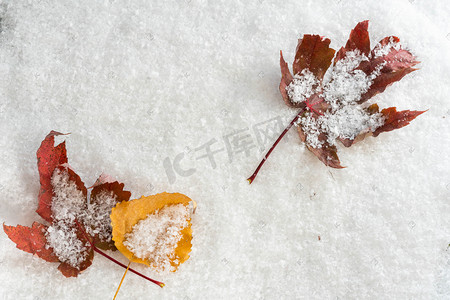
[110,192,193,272]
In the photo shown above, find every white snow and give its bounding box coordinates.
[49,168,86,223]
[286,69,321,104]
[46,168,119,268]
[323,105,384,144]
[290,49,385,148]
[323,50,376,109]
[45,221,89,269]
[372,36,402,58]
[298,105,385,148]
[0,1,449,299]
[46,168,89,269]
[298,113,325,148]
[83,189,118,242]
[123,204,190,272]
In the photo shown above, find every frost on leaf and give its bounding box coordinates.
[45,166,93,272]
[249,21,425,182]
[36,131,68,223]
[280,20,425,168]
[111,192,194,272]
[3,131,131,277]
[86,180,131,250]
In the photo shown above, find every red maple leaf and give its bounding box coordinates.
[4,132,164,287]
[4,132,133,277]
[248,20,425,183]
[3,222,59,263]
[36,131,68,223]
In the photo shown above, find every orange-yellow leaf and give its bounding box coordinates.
[110,192,193,272]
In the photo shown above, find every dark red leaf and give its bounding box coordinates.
[293,35,335,80]
[297,119,344,169]
[90,179,131,250]
[56,220,93,277]
[335,20,370,62]
[57,223,94,277]
[51,166,87,211]
[248,21,425,181]
[360,67,418,103]
[279,50,300,108]
[91,181,131,205]
[56,165,88,203]
[373,107,426,137]
[5,131,150,281]
[358,36,419,103]
[338,103,383,147]
[304,93,329,116]
[36,131,68,222]
[57,250,94,277]
[288,24,423,168]
[58,262,84,278]
[3,222,59,263]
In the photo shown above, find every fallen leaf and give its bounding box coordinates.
[89,180,131,250]
[248,20,425,183]
[36,131,68,223]
[3,222,59,262]
[4,132,132,277]
[373,106,426,137]
[293,35,335,80]
[111,192,193,272]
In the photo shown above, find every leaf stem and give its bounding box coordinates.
[75,220,164,288]
[247,108,305,184]
[113,261,131,300]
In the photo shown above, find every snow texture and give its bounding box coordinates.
[45,167,120,269]
[46,220,88,269]
[290,49,385,148]
[124,204,189,272]
[287,69,321,104]
[83,189,118,243]
[322,50,376,109]
[50,168,86,224]
[46,168,89,268]
[0,0,449,299]
[372,37,401,58]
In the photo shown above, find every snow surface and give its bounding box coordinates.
[0,0,449,299]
